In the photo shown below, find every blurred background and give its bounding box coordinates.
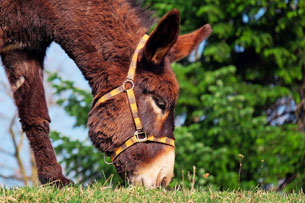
[0,0,304,191]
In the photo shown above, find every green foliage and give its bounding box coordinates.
[48,72,92,127]
[172,63,305,189]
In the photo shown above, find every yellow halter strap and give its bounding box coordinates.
[94,34,175,162]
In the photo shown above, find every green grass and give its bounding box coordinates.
[0,183,304,203]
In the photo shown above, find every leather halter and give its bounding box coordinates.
[94,34,175,162]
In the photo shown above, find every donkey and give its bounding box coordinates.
[0,0,211,187]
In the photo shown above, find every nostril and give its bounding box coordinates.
[129,146,175,187]
[161,177,167,187]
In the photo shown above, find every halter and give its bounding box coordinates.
[94,34,175,162]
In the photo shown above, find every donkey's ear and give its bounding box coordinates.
[143,9,180,65]
[168,24,212,62]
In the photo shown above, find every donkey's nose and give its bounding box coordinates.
[129,145,175,187]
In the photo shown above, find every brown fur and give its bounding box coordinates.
[0,0,211,186]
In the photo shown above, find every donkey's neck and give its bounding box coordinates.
[49,0,154,96]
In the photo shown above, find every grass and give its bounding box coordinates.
[0,183,304,203]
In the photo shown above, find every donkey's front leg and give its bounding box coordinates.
[1,51,71,186]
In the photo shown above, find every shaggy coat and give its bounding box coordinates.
[0,0,211,186]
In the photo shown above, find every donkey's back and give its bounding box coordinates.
[0,0,53,53]
[0,0,150,57]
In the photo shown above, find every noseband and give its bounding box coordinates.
[94,34,175,162]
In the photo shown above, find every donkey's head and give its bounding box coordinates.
[88,9,211,187]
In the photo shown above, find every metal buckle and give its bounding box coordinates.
[135,131,147,142]
[123,79,134,91]
[104,155,113,165]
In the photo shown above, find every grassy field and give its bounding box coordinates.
[0,183,304,203]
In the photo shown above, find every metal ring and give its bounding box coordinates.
[104,155,113,165]
[135,131,148,142]
[123,79,134,91]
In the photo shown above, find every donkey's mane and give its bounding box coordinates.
[105,0,156,58]
[67,0,156,95]
[125,0,156,30]
[107,0,155,57]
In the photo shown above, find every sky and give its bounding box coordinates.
[0,42,90,186]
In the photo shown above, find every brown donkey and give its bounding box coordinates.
[0,0,211,187]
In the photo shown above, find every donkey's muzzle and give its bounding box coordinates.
[128,145,175,187]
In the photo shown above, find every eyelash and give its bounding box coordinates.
[153,97,166,111]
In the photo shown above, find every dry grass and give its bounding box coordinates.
[1,183,304,203]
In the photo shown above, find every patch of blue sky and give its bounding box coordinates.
[189,40,207,62]
[243,7,266,24]
[255,8,266,20]
[234,45,245,53]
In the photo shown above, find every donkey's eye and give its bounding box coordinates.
[153,97,166,111]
